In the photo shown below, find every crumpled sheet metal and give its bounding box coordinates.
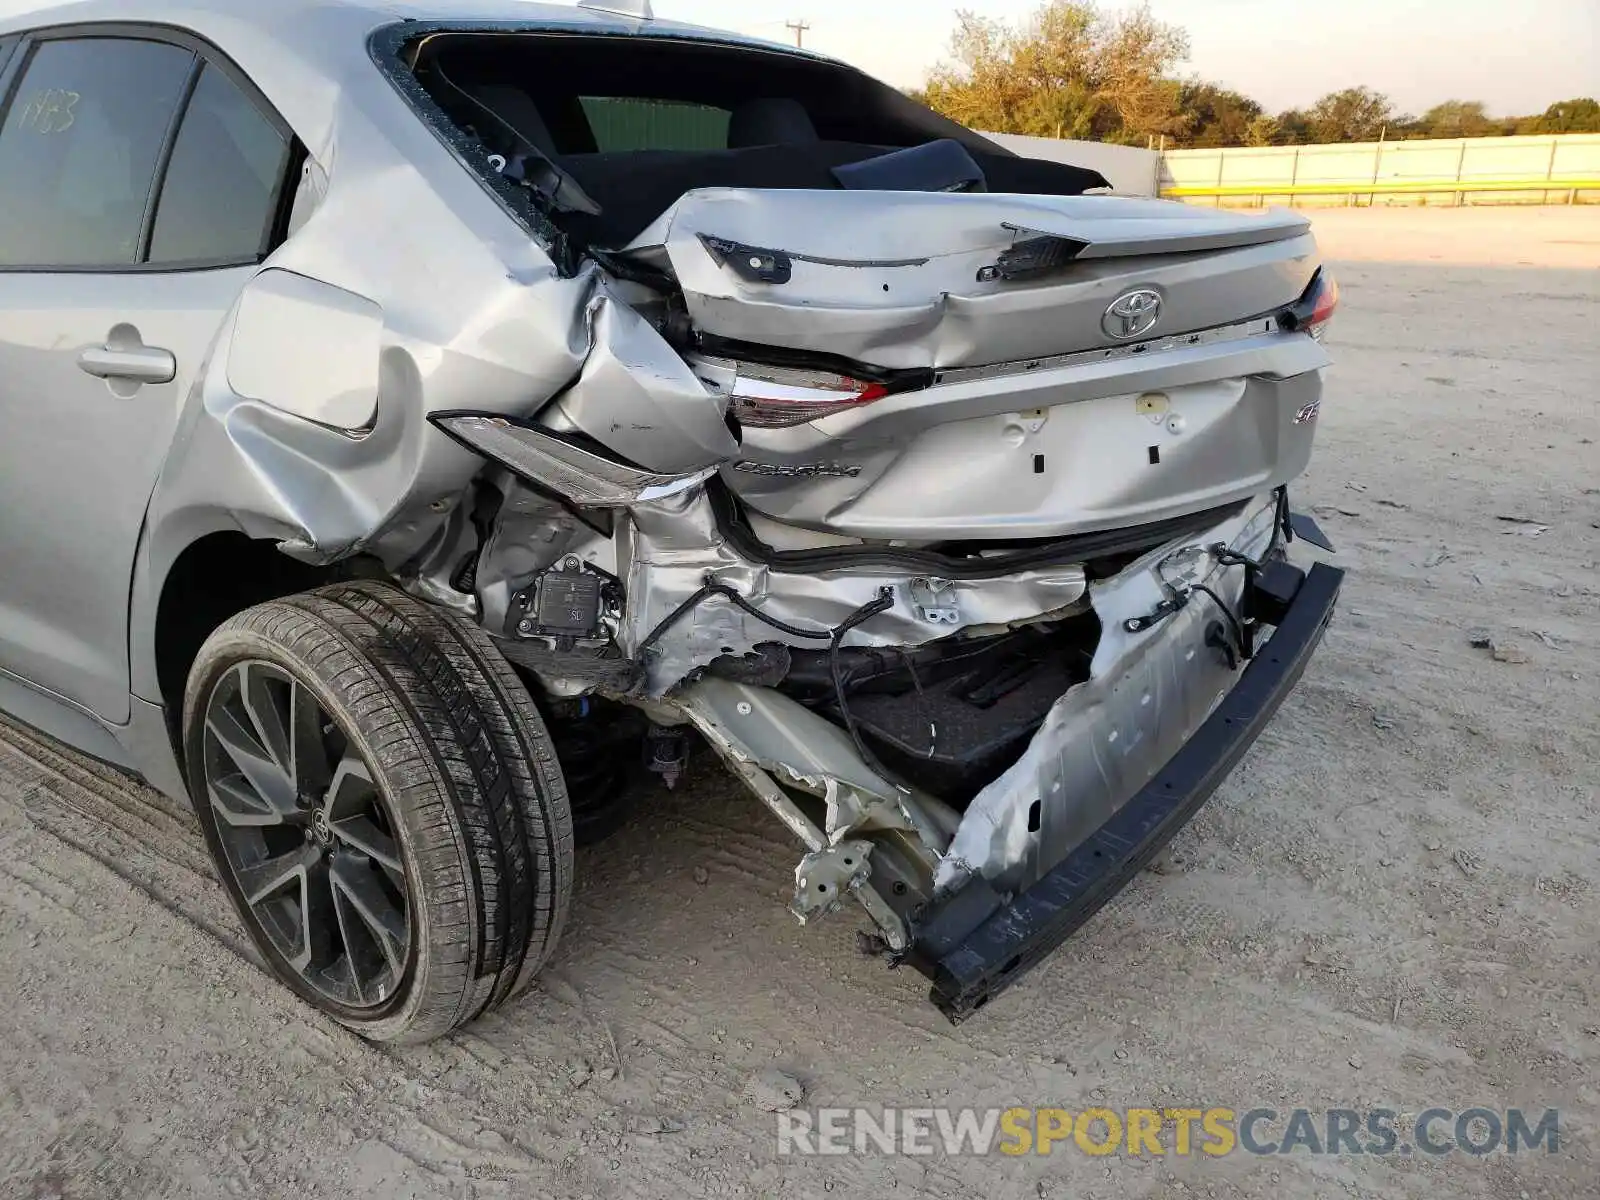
[934,494,1282,897]
[436,415,718,507]
[674,678,958,855]
[619,491,1088,698]
[547,295,740,475]
[626,188,1317,371]
[125,8,659,707]
[675,678,954,950]
[792,839,876,925]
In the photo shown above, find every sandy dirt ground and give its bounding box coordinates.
[1,206,1596,1200]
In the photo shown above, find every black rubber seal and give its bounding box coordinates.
[711,480,1246,579]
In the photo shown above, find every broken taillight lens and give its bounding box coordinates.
[710,361,888,429]
[1280,270,1340,340]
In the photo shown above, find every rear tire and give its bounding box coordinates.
[183,581,573,1043]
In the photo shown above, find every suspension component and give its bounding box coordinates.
[644,724,690,791]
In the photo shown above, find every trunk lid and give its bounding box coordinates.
[623,189,1317,371]
[607,188,1330,542]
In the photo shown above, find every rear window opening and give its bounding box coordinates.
[578,97,730,153]
[384,27,1107,250]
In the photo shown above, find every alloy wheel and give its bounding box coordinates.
[201,661,411,1010]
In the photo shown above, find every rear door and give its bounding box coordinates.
[0,30,295,723]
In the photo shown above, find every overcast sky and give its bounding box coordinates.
[657,0,1599,117]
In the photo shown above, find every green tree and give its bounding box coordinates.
[916,6,1596,148]
[1094,5,1191,143]
[1272,108,1314,144]
[1176,82,1262,147]
[921,1,1190,143]
[1415,99,1496,138]
[1244,113,1280,146]
[1527,97,1600,133]
[1306,86,1394,142]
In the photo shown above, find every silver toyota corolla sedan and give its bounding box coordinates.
[0,0,1343,1041]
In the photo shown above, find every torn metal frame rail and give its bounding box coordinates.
[912,560,1345,1021]
[718,754,914,951]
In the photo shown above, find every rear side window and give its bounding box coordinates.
[0,37,195,267]
[148,65,290,265]
[579,97,730,151]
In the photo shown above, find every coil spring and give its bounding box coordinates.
[548,705,642,816]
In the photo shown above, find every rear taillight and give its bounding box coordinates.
[696,358,888,429]
[1280,270,1339,340]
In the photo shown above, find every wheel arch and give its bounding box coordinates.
[135,525,348,775]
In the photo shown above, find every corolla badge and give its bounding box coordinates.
[732,461,862,478]
[1102,289,1163,340]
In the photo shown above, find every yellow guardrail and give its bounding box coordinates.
[1161,178,1600,200]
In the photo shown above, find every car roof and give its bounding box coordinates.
[0,0,816,60]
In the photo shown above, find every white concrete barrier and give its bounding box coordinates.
[981,132,1162,196]
[1159,133,1600,206]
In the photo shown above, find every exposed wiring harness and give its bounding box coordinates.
[1128,555,1252,663]
[1125,490,1291,659]
[636,489,1292,789]
[1190,583,1247,665]
[634,576,911,792]
[827,590,906,792]
[634,576,835,661]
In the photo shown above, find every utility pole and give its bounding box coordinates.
[785,18,811,47]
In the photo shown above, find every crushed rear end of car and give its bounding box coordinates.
[378,19,1346,1016]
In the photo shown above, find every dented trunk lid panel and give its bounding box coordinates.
[625,189,1317,371]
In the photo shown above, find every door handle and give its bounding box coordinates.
[78,344,176,384]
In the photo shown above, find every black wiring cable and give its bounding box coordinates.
[631,579,920,793]
[1158,503,1285,657]
[829,589,909,793]
[713,585,835,641]
[633,582,718,663]
[1190,583,1245,659]
[1201,531,1275,661]
[633,575,839,663]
